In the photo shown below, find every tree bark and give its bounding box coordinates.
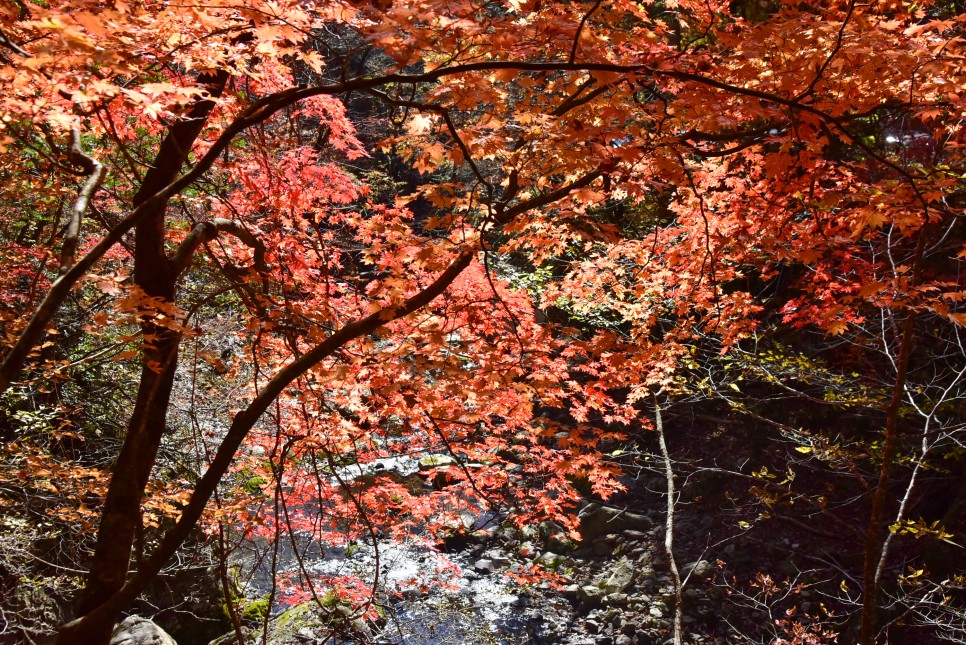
[859,232,924,645]
[58,71,229,645]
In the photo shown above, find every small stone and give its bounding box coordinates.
[601,556,637,594]
[511,595,529,608]
[537,551,562,567]
[686,559,715,581]
[624,529,648,541]
[472,558,494,572]
[594,540,615,556]
[578,503,654,541]
[484,549,511,567]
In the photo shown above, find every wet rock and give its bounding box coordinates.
[483,550,511,567]
[472,558,495,572]
[112,616,177,645]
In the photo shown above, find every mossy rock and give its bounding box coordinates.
[240,596,270,624]
[209,601,376,645]
[418,453,458,471]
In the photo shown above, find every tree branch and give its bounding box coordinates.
[569,0,603,64]
[171,218,266,278]
[58,127,106,274]
[53,155,607,635]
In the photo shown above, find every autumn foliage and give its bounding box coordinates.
[0,0,964,643]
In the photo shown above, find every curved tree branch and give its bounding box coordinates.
[0,55,925,399]
[54,165,607,638]
[54,244,477,640]
[58,127,106,274]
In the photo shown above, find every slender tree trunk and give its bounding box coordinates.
[75,330,181,643]
[656,398,684,645]
[859,233,924,644]
[858,309,916,645]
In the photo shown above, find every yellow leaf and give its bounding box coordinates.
[827,320,849,335]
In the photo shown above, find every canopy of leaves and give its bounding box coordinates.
[0,0,963,643]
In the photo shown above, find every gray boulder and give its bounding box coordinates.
[600,556,637,594]
[578,503,653,541]
[111,616,177,645]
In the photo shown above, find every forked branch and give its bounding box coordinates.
[171,218,267,277]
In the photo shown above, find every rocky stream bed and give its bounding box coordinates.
[114,489,736,645]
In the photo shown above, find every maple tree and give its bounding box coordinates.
[0,0,963,643]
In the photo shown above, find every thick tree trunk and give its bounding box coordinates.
[56,71,229,645]
[73,330,180,643]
